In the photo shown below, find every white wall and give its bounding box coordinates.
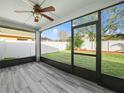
[0,40,35,60]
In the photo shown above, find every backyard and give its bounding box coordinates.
[42,51,124,79]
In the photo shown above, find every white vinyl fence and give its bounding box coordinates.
[102,40,124,52]
[41,40,124,54]
[41,41,67,54]
[81,40,124,52]
[0,40,124,60]
[0,40,35,60]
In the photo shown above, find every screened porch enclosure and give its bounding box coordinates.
[41,2,124,80]
[0,0,124,93]
[41,2,124,92]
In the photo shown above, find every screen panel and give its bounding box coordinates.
[101,3,124,79]
[0,27,35,61]
[41,22,71,65]
[73,12,98,26]
[74,24,96,71]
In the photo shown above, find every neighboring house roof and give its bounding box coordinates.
[0,33,33,39]
[0,27,34,39]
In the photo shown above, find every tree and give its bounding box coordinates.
[102,6,124,35]
[58,31,67,42]
[66,33,84,50]
[102,5,124,51]
[78,26,96,50]
[85,26,96,50]
[66,37,71,50]
[74,33,83,49]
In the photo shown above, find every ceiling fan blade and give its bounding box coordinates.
[40,0,47,6]
[40,6,55,12]
[42,14,54,21]
[22,0,35,7]
[15,10,33,13]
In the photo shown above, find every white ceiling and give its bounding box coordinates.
[0,0,123,31]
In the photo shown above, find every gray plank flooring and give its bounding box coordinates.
[0,62,116,93]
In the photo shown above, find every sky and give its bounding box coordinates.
[41,22,71,40]
[41,3,124,40]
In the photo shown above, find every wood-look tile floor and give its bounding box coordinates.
[0,62,116,93]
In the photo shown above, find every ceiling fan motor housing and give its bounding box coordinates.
[15,1,55,22]
[34,18,39,22]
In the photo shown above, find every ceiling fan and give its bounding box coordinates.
[14,0,55,22]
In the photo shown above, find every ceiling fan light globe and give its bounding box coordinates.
[33,12,40,17]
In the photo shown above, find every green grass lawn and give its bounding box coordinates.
[42,51,124,79]
[0,57,15,61]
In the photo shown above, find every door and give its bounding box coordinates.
[72,22,99,71]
